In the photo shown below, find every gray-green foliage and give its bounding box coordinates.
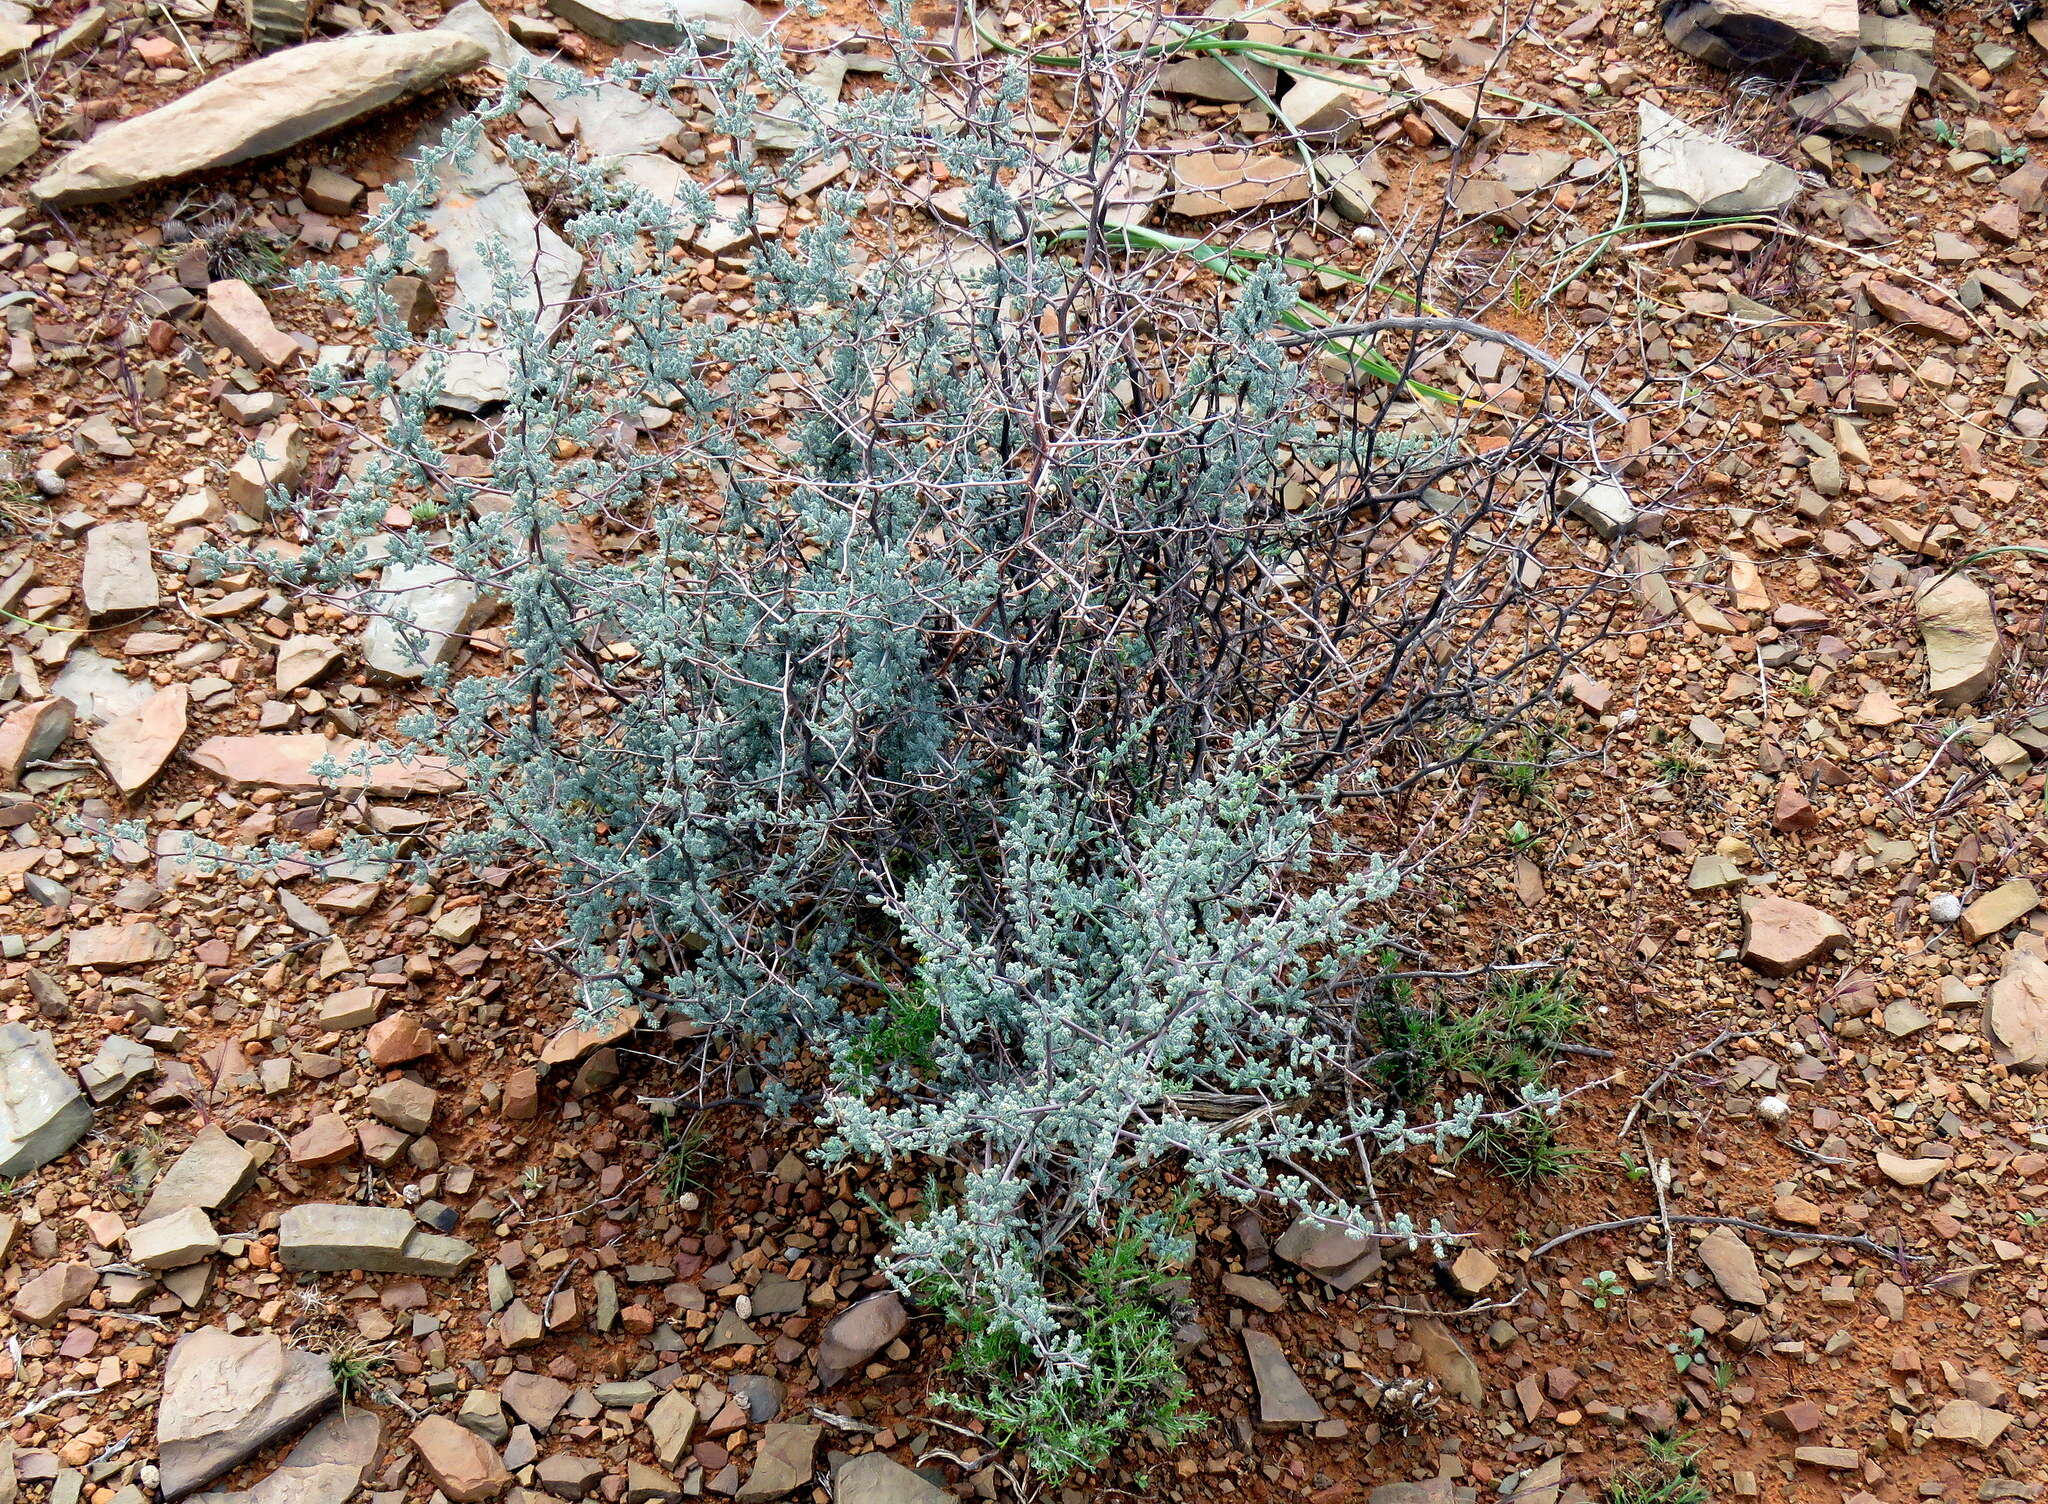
[233,15,1556,1474]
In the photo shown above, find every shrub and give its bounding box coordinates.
[219,12,1625,1476]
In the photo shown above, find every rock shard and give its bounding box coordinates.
[30,32,487,207]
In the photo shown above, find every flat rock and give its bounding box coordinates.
[1169,150,1312,217]
[544,0,765,48]
[1637,101,1800,218]
[1662,0,1858,72]
[410,1415,510,1503]
[1243,1330,1324,1424]
[1986,946,2048,1071]
[204,280,299,369]
[501,1372,571,1432]
[1791,70,1921,144]
[813,1292,905,1389]
[52,647,157,725]
[1696,1227,1766,1304]
[11,1261,97,1324]
[0,698,73,787]
[187,734,460,795]
[126,1205,221,1270]
[80,1033,156,1103]
[1960,879,2039,944]
[278,1203,476,1275]
[0,1023,90,1176]
[1410,1317,1483,1406]
[67,919,174,969]
[157,1328,338,1500]
[360,562,481,679]
[1931,1397,2013,1448]
[82,519,159,622]
[399,130,582,413]
[1915,573,2001,705]
[645,1389,696,1470]
[142,1127,259,1222]
[1272,1213,1381,1290]
[734,1423,818,1503]
[830,1456,948,1504]
[1738,896,1850,976]
[0,106,36,174]
[1876,1150,1945,1187]
[90,684,188,795]
[275,635,344,694]
[30,32,487,206]
[1864,279,1971,344]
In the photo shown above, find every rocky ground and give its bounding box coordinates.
[2,0,2048,1502]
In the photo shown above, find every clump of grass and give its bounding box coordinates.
[1481,726,1560,802]
[923,1213,1203,1484]
[844,969,941,1081]
[326,1335,392,1408]
[1369,964,1590,1099]
[1459,1113,1582,1185]
[655,1115,711,1203]
[1606,1437,1710,1504]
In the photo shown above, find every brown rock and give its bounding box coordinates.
[67,921,175,969]
[1931,1397,2012,1448]
[366,1012,435,1066]
[204,280,299,368]
[186,734,460,795]
[812,1291,906,1389]
[1410,1317,1482,1407]
[288,1113,358,1167]
[501,1068,539,1120]
[1696,1227,1766,1304]
[1168,151,1313,216]
[0,699,73,789]
[1986,946,2048,1071]
[1915,572,2001,706]
[10,1261,96,1324]
[1738,896,1850,976]
[90,685,188,795]
[1959,879,2039,944]
[410,1415,511,1502]
[1875,1150,1944,1187]
[1863,280,1971,343]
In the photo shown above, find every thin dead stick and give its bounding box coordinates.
[1640,1127,1675,1279]
[1617,1028,1734,1138]
[1527,1214,1925,1265]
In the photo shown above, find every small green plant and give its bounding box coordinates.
[1459,1113,1581,1185]
[1667,1326,1708,1376]
[655,1116,711,1203]
[1651,753,1700,786]
[923,1212,1204,1483]
[2018,1210,2043,1228]
[1581,1269,1625,1312]
[1482,727,1558,802]
[1996,143,2030,167]
[326,1336,391,1408]
[1605,1436,1709,1504]
[1504,818,1540,853]
[1929,118,1959,148]
[844,967,942,1081]
[1370,969,1589,1099]
[1617,1150,1650,1183]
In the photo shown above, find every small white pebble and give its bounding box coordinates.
[1756,1095,1790,1125]
[1928,893,1963,924]
[678,1190,700,1211]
